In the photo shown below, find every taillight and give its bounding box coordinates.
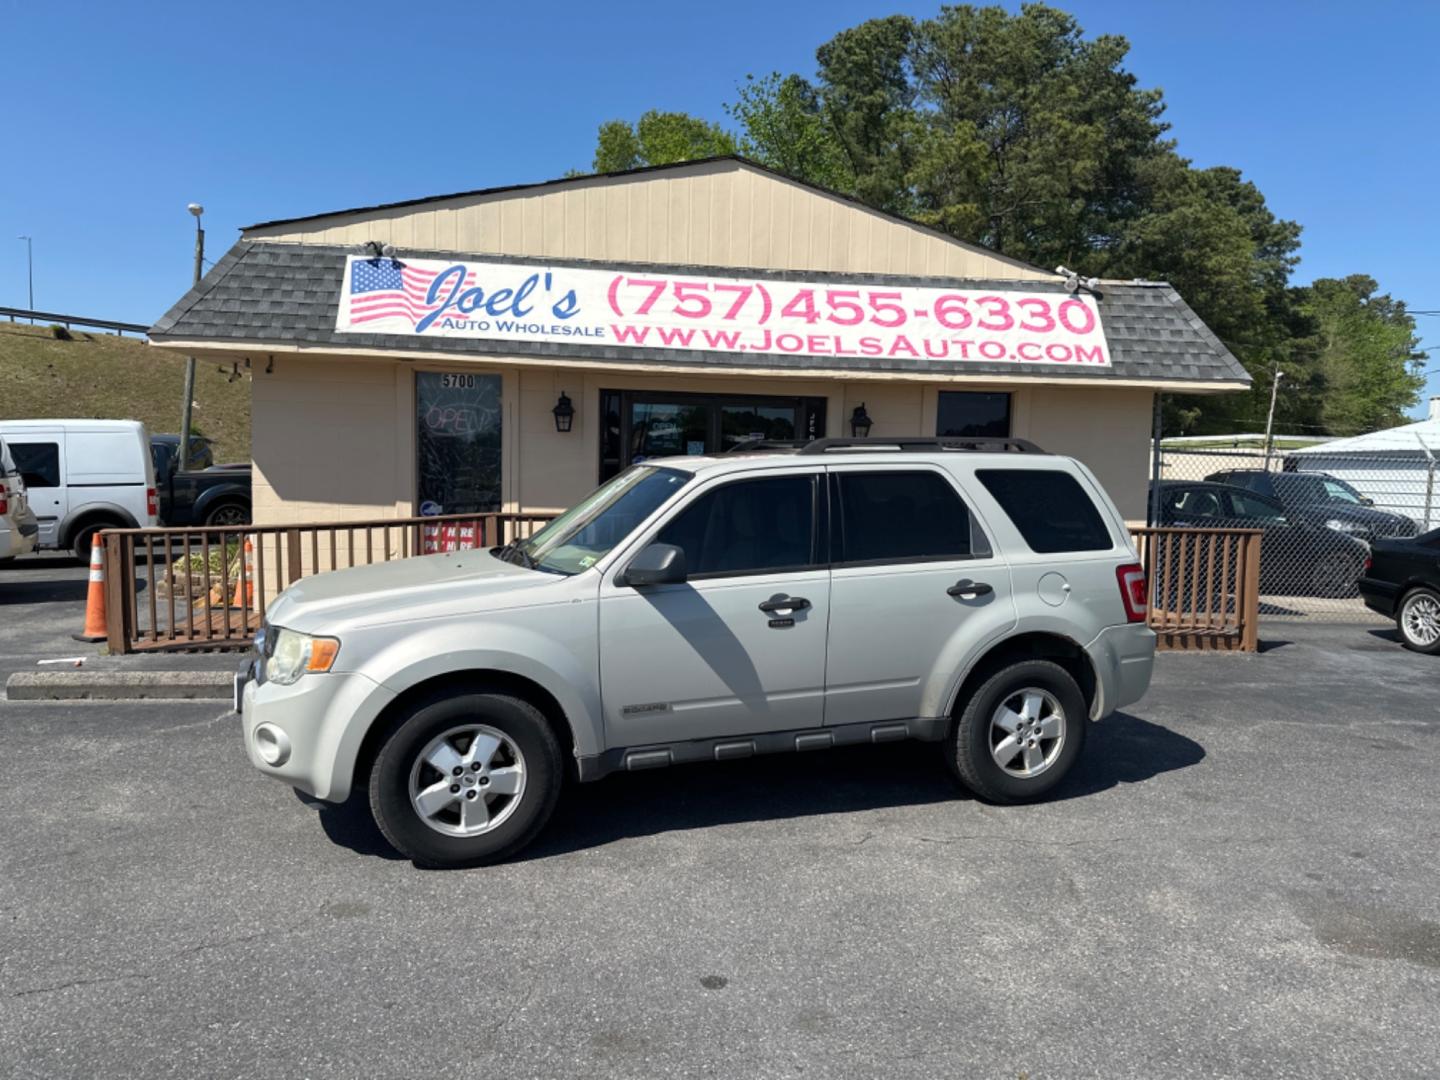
[1116,563,1148,623]
[0,481,8,516]
[1362,556,1372,574]
[146,487,158,517]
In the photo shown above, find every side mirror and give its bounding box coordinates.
[621,542,687,587]
[1360,497,1375,507]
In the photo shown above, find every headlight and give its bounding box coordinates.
[1325,519,1363,533]
[264,627,340,685]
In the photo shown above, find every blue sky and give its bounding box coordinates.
[3,0,1437,419]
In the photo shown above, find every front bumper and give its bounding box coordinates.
[237,657,394,802]
[1084,622,1157,720]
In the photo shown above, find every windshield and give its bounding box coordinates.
[1276,473,1364,505]
[511,466,691,575]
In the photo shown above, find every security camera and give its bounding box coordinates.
[380,243,396,258]
[1056,265,1081,294]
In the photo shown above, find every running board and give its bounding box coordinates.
[575,718,949,782]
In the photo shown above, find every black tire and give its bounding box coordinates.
[368,688,563,867]
[1396,587,1440,655]
[947,659,1088,804]
[69,521,115,563]
[204,500,250,528]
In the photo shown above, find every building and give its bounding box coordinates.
[1288,397,1440,529]
[148,157,1248,526]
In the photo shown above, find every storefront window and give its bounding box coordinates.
[937,391,1010,438]
[416,372,502,515]
[599,390,826,480]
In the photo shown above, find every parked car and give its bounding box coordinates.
[1358,529,1440,653]
[150,434,251,528]
[1204,468,1418,543]
[1151,480,1369,597]
[238,436,1157,868]
[0,436,40,563]
[0,420,158,560]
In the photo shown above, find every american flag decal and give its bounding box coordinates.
[345,258,473,328]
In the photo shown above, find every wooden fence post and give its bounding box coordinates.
[102,532,129,655]
[1240,533,1262,652]
[285,529,303,585]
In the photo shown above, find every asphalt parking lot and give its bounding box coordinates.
[2,558,1438,1078]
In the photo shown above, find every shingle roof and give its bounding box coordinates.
[150,241,1250,387]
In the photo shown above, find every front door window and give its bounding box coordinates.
[416,372,502,515]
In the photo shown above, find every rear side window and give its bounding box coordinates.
[656,474,816,577]
[835,470,986,564]
[9,442,60,489]
[976,469,1112,553]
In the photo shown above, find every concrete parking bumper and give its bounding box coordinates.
[5,670,234,701]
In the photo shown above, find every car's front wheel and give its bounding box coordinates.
[1397,587,1440,654]
[947,660,1087,803]
[369,688,563,867]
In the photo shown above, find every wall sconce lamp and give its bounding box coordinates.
[552,391,575,433]
[850,402,873,437]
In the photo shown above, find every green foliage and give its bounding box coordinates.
[1303,276,1425,434]
[49,324,73,340]
[578,2,1423,436]
[591,110,737,173]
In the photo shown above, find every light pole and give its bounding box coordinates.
[178,204,205,471]
[1262,367,1284,470]
[17,235,33,317]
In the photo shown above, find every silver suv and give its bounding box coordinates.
[237,437,1155,867]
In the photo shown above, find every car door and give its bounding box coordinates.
[823,466,1014,728]
[597,469,830,746]
[6,435,65,548]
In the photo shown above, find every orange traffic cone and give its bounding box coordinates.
[74,534,108,642]
[230,539,255,610]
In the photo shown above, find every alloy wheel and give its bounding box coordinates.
[408,724,527,837]
[989,688,1066,779]
[1402,593,1440,648]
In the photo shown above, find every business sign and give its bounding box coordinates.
[336,256,1109,367]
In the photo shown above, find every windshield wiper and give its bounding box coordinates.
[495,541,538,569]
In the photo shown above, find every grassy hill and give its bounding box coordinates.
[0,321,250,462]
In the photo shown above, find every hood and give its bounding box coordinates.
[1294,503,1415,536]
[264,548,566,633]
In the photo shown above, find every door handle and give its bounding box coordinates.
[947,579,994,599]
[758,595,810,613]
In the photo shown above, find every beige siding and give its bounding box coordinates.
[1025,387,1154,521]
[244,159,1051,281]
[249,356,1152,527]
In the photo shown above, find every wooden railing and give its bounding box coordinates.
[1129,527,1262,651]
[99,516,1262,655]
[100,512,556,654]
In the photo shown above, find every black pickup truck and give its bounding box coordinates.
[150,435,252,527]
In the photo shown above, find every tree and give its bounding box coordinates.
[578,3,1421,434]
[1303,276,1425,433]
[591,111,737,173]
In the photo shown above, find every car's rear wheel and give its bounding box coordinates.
[1397,587,1440,654]
[369,689,563,867]
[204,501,249,528]
[70,520,117,562]
[947,659,1087,803]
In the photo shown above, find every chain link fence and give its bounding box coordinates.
[1148,443,1437,622]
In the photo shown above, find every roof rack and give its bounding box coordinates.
[724,439,811,454]
[797,436,1047,455]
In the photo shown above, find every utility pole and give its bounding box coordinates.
[178,204,204,471]
[17,235,33,317]
[1262,367,1284,470]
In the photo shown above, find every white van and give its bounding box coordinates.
[0,420,158,559]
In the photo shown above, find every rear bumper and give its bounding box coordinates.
[1357,577,1401,617]
[1084,623,1156,720]
[0,525,37,559]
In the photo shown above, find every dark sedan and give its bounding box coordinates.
[1359,529,1440,653]
[1205,468,1418,544]
[1151,480,1370,597]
